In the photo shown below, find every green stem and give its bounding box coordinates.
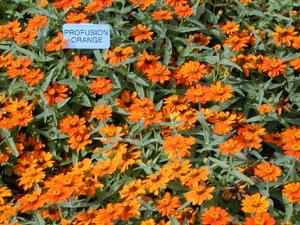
[225,155,233,183]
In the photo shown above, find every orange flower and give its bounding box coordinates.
[7,57,32,78]
[92,105,113,121]
[18,166,45,190]
[283,182,300,203]
[261,58,287,77]
[45,83,70,106]
[245,212,276,225]
[129,0,156,10]
[184,185,215,205]
[90,77,113,95]
[219,137,244,155]
[0,187,11,205]
[136,51,160,72]
[53,0,81,10]
[241,193,270,214]
[163,134,196,159]
[119,179,146,201]
[45,32,67,51]
[0,54,14,68]
[156,192,181,216]
[59,115,87,135]
[238,123,266,137]
[263,132,283,146]
[209,81,234,102]
[131,24,153,43]
[84,2,105,13]
[188,33,211,46]
[68,130,92,151]
[254,162,282,182]
[180,167,210,189]
[92,159,118,177]
[175,60,209,85]
[258,104,275,114]
[201,206,230,225]
[115,90,138,110]
[0,98,34,129]
[40,207,60,222]
[290,58,300,70]
[240,0,252,3]
[223,34,249,51]
[272,26,297,46]
[14,28,38,46]
[292,36,300,49]
[120,199,141,221]
[0,203,17,224]
[0,153,9,164]
[27,15,48,30]
[107,46,134,65]
[221,21,240,35]
[165,0,187,7]
[68,55,94,77]
[23,69,44,86]
[184,84,211,104]
[141,219,156,225]
[161,160,191,180]
[37,0,49,7]
[66,12,89,23]
[4,20,21,38]
[114,145,141,173]
[93,0,115,9]
[42,185,73,203]
[151,9,173,20]
[144,172,170,195]
[144,62,172,83]
[174,3,194,18]
[17,190,45,213]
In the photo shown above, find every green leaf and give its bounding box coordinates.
[208,157,230,169]
[163,38,172,65]
[220,59,243,71]
[169,216,181,225]
[0,129,18,157]
[230,170,254,185]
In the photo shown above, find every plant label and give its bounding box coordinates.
[63,23,110,49]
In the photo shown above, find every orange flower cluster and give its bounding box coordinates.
[0,15,47,45]
[0,97,34,129]
[59,115,92,150]
[222,21,255,52]
[203,110,246,136]
[185,81,234,104]
[279,127,300,158]
[218,122,266,155]
[0,54,45,86]
[45,32,67,51]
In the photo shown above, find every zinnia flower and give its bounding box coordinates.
[254,162,282,182]
[68,55,94,77]
[241,193,270,214]
[201,206,230,225]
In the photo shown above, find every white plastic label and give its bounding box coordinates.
[63,24,110,49]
